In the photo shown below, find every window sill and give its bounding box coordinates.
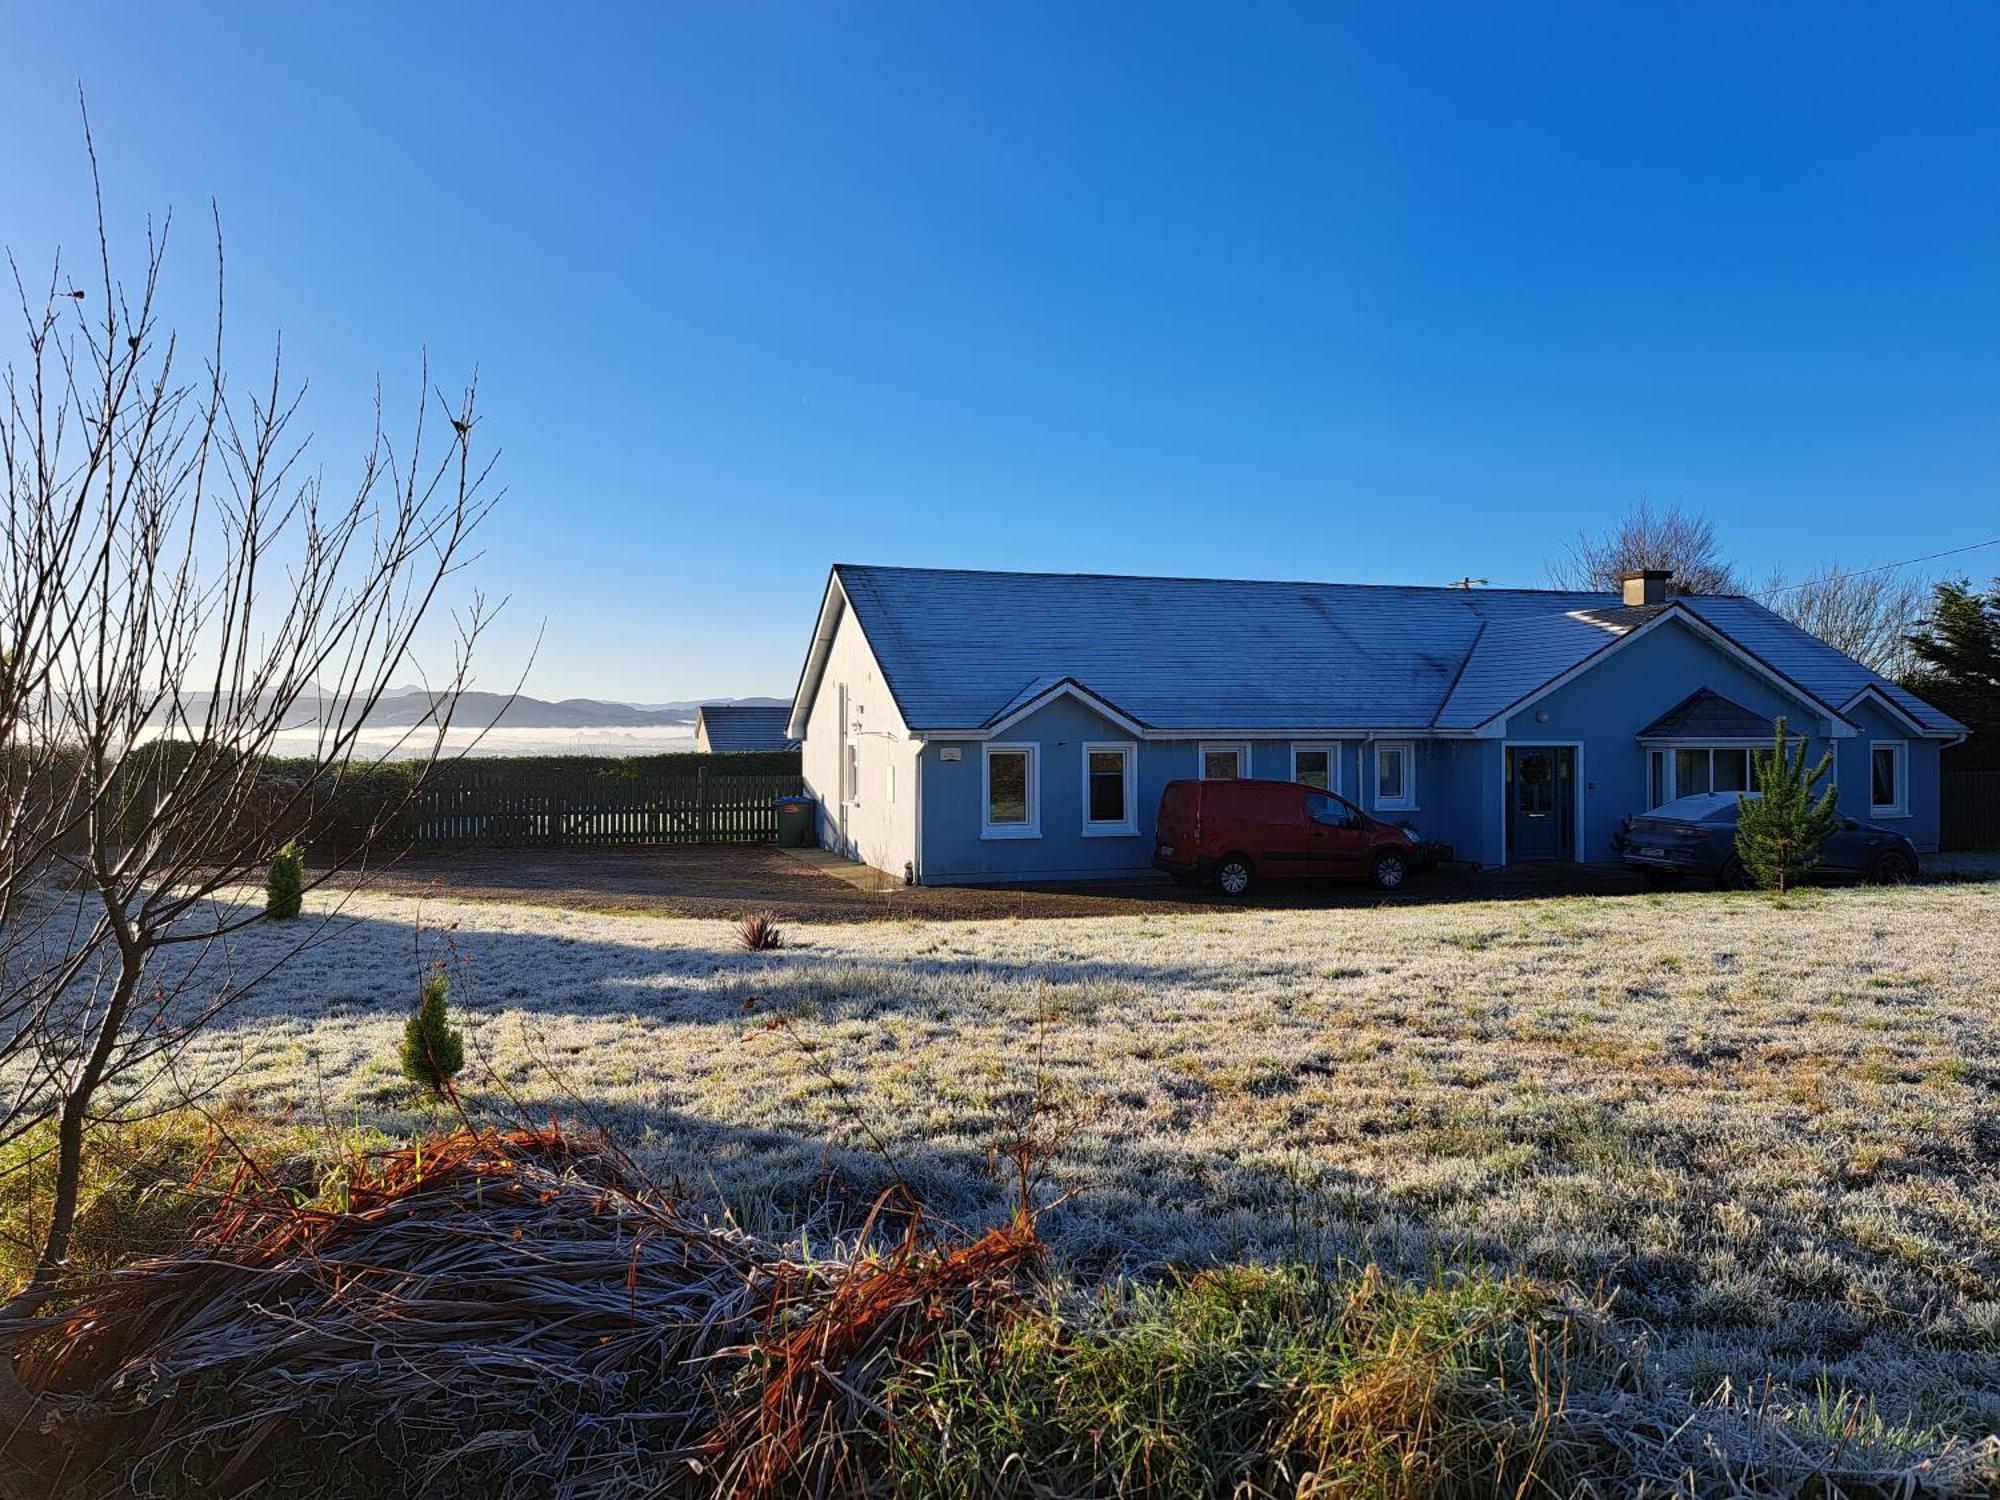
[982,826,1041,840]
[1376,804,1419,815]
[1869,807,1911,820]
[1082,824,1140,838]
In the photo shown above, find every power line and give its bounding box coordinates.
[1754,535,2000,598]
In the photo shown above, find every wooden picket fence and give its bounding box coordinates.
[1942,769,2000,851]
[410,767,805,846]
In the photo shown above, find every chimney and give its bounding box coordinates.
[1619,568,1672,607]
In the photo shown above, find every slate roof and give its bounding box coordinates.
[694,704,797,752]
[820,565,1964,737]
[1635,689,1776,740]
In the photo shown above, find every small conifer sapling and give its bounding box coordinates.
[400,964,465,1096]
[1735,716,1839,894]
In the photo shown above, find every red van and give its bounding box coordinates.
[1152,778,1422,895]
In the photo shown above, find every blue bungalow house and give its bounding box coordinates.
[784,564,1964,884]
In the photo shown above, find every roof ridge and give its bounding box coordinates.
[1429,619,1488,728]
[834,561,1633,601]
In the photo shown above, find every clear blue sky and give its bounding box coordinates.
[4,4,1996,701]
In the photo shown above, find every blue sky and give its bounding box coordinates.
[4,4,1996,701]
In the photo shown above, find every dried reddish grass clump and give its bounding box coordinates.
[0,1129,781,1498]
[736,911,785,951]
[0,1127,1046,1500]
[716,1211,1043,1499]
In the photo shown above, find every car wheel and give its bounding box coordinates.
[1371,851,1409,891]
[1715,859,1747,891]
[1869,849,1915,885]
[1214,855,1254,897]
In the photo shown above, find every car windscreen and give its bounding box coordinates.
[1649,792,1750,824]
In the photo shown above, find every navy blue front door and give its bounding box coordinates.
[1507,746,1574,861]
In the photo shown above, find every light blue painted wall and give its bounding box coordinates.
[908,624,1945,883]
[1836,699,1942,851]
[917,696,1178,883]
[914,700,1496,883]
[1494,616,1935,863]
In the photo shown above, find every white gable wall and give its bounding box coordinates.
[800,602,920,879]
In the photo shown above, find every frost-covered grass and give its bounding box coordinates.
[122,879,2000,1444]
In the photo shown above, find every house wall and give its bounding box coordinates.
[802,599,1947,884]
[1497,616,1855,865]
[798,606,920,878]
[913,703,1499,884]
[1836,699,1943,851]
[918,698,1176,883]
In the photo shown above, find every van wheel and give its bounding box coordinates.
[1371,851,1409,891]
[1716,859,1748,891]
[1214,856,1254,897]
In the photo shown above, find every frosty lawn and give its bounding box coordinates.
[176,879,2000,1439]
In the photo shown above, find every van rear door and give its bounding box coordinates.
[1156,780,1199,851]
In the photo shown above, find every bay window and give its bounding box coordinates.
[1648,745,1767,807]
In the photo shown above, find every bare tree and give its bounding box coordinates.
[0,111,497,1364]
[1758,564,1931,676]
[1547,499,1743,595]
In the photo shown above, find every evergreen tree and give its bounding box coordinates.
[1735,717,1839,894]
[400,965,465,1096]
[1902,577,2000,747]
[265,841,304,921]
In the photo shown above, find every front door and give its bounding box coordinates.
[1507,746,1575,861]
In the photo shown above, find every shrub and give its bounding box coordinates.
[265,840,304,920]
[737,912,785,952]
[399,965,465,1096]
[1737,716,1839,893]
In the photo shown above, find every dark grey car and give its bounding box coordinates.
[1616,792,1921,888]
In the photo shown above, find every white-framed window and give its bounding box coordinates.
[1081,742,1138,836]
[1870,740,1908,817]
[1373,741,1415,810]
[1646,744,1767,808]
[885,762,896,804]
[844,743,859,804]
[1198,741,1248,780]
[1291,742,1338,792]
[982,742,1039,838]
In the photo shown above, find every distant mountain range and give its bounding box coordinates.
[144,689,789,733]
[357,689,789,730]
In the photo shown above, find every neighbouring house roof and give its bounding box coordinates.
[694,704,797,752]
[1635,688,1778,741]
[795,564,1965,739]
